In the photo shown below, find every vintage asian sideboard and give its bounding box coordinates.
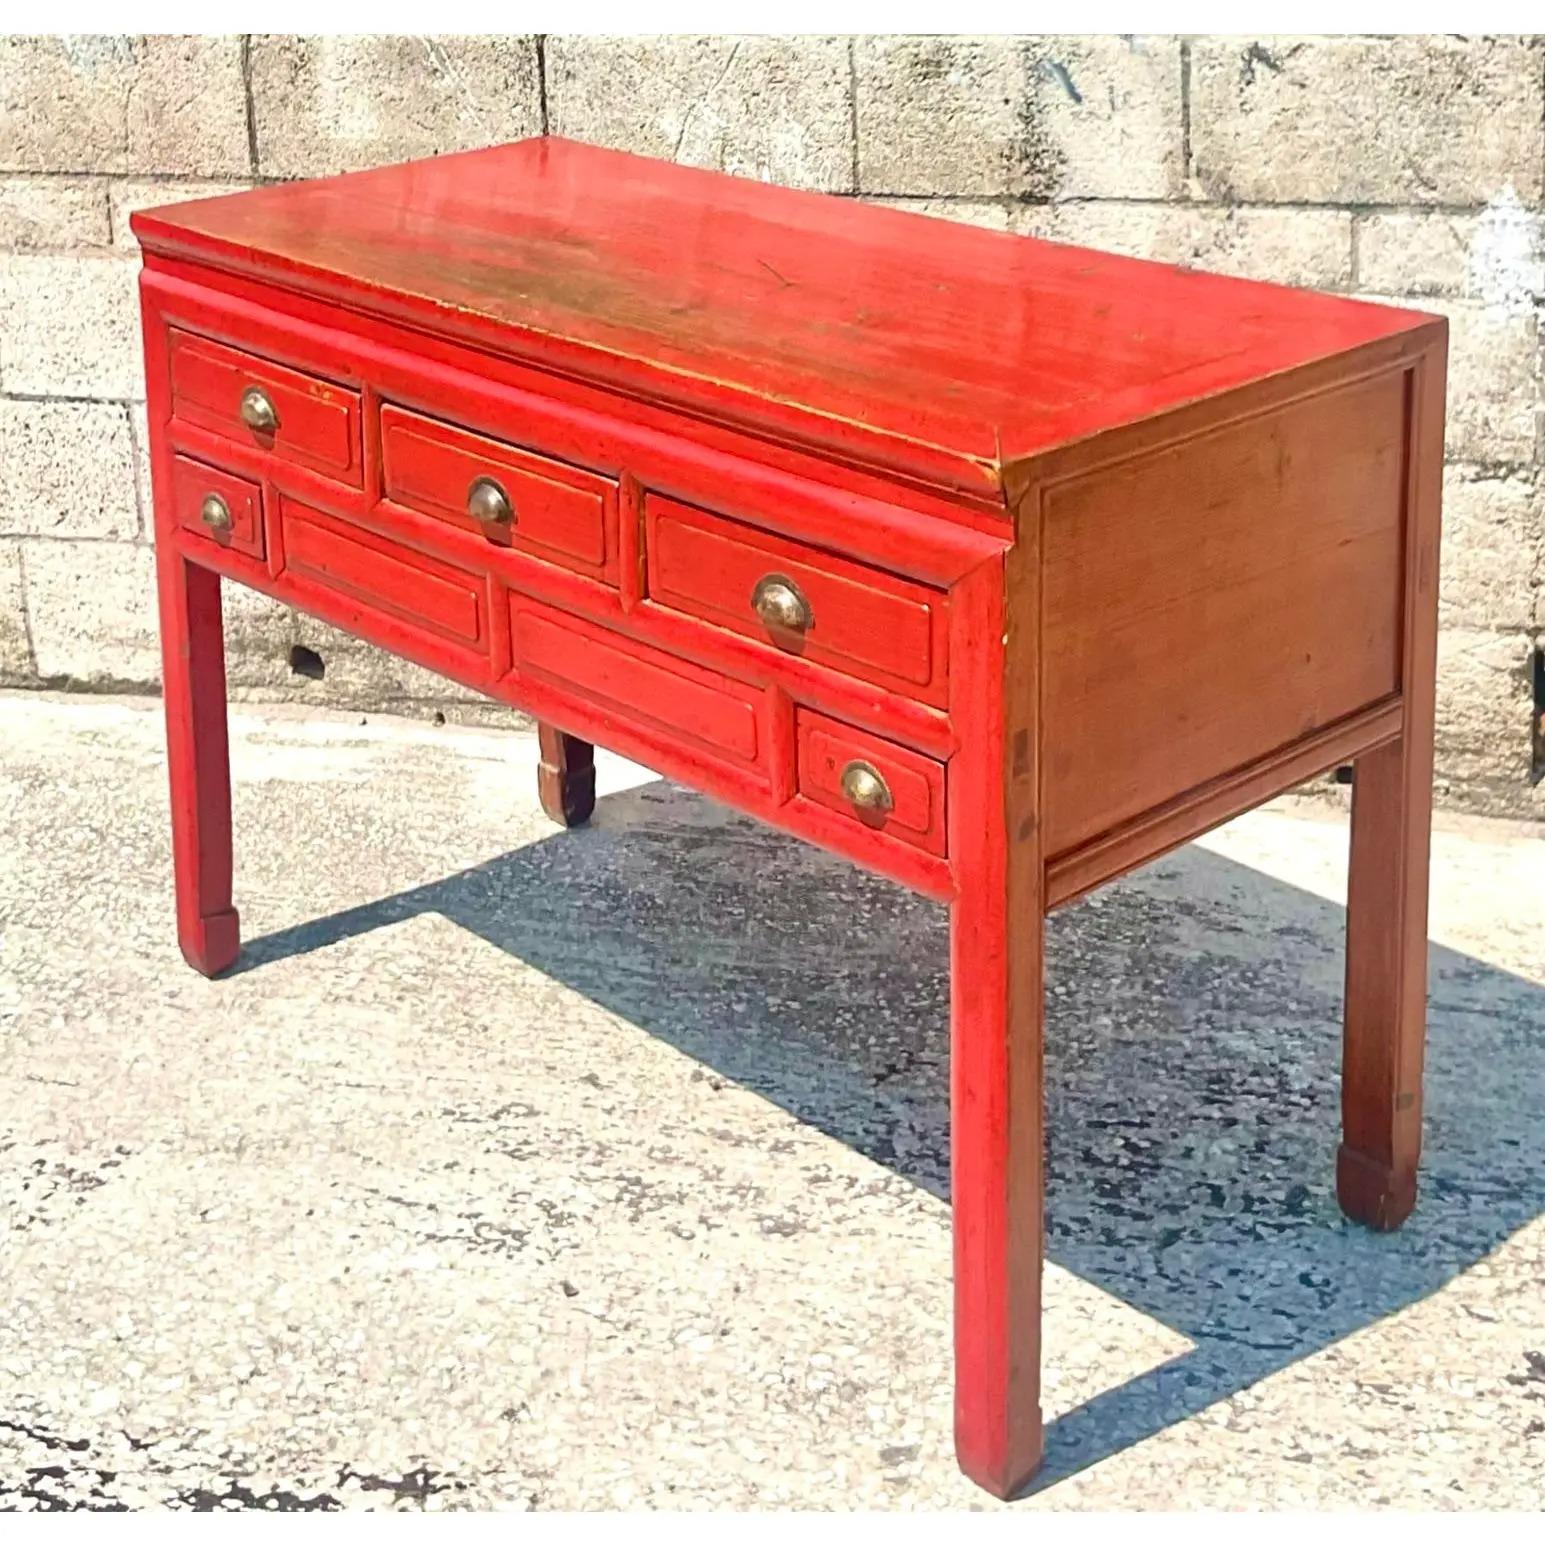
[134,137,1445,1498]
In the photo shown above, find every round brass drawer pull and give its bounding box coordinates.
[200,493,232,532]
[751,572,812,635]
[238,385,279,434]
[840,759,893,817]
[467,475,515,527]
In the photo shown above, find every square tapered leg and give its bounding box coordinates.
[537,723,597,828]
[156,548,239,978]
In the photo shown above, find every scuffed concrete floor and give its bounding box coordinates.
[1,689,1543,1510]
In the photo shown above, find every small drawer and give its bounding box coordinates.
[168,329,362,485]
[794,710,946,857]
[644,494,949,706]
[381,405,618,585]
[511,599,764,772]
[171,455,264,560]
[280,498,489,654]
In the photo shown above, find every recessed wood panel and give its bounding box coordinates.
[380,404,618,584]
[510,599,764,770]
[1040,369,1409,858]
[168,328,362,485]
[645,493,948,706]
[280,499,488,651]
[171,454,264,561]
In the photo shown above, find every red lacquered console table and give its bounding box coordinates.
[134,137,1445,1498]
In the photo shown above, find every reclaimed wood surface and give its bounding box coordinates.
[136,136,1447,1500]
[134,136,1430,503]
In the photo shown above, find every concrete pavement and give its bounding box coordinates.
[1,690,1543,1509]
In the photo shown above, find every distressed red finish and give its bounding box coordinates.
[135,137,1446,1498]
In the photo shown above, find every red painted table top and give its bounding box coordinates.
[134,135,1429,499]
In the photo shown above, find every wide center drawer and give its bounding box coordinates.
[381,405,618,587]
[643,493,950,707]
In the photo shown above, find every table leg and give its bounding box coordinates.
[536,723,596,827]
[157,547,240,977]
[1338,340,1442,1233]
[1338,726,1432,1230]
[950,757,1046,1497]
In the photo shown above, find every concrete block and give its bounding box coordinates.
[0,177,110,250]
[24,538,158,685]
[548,35,854,192]
[110,180,254,250]
[287,615,489,709]
[1427,298,1540,467]
[0,541,30,681]
[865,197,1015,232]
[0,399,139,539]
[0,253,143,399]
[1191,36,1544,205]
[1358,198,1544,309]
[0,36,249,176]
[1021,202,1352,289]
[126,36,250,177]
[1358,213,1475,299]
[1433,627,1534,811]
[854,35,1182,198]
[250,36,541,179]
[0,36,138,172]
[222,588,301,693]
[1355,294,1541,466]
[1438,466,1539,630]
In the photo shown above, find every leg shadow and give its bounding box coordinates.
[237,778,1545,1488]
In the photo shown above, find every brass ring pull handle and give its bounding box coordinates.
[840,759,893,817]
[751,572,813,635]
[238,385,279,434]
[200,493,232,532]
[467,475,515,527]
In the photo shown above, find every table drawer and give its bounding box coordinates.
[511,600,764,772]
[794,709,946,858]
[280,499,490,654]
[168,329,362,485]
[644,494,949,706]
[381,405,617,585]
[171,454,264,561]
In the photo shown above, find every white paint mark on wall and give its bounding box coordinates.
[1466,187,1543,315]
[59,36,135,73]
[317,38,382,153]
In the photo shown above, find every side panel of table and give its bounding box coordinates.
[947,326,1447,1498]
[1020,331,1445,906]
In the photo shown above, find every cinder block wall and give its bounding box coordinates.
[2,35,1541,814]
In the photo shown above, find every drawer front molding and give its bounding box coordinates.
[794,709,947,858]
[644,492,949,707]
[142,284,995,898]
[281,498,490,656]
[171,454,264,561]
[168,328,362,485]
[380,404,619,586]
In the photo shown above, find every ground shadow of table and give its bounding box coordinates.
[234,777,1545,1490]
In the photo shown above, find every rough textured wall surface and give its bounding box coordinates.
[1,34,1541,814]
